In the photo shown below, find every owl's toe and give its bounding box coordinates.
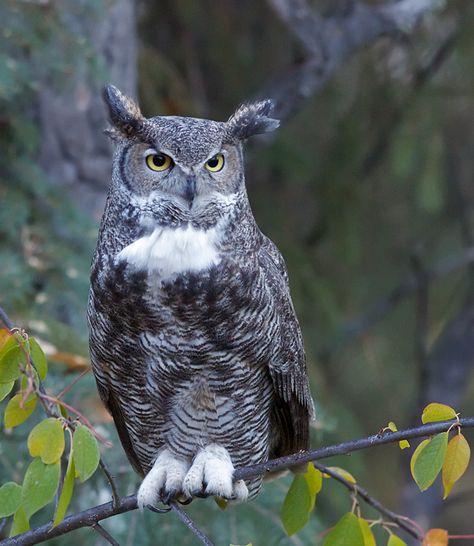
[137,448,189,509]
[183,444,246,501]
[232,479,249,502]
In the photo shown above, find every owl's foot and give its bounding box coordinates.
[137,448,189,509]
[137,445,248,509]
[182,444,249,502]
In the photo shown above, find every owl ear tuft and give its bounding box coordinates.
[102,84,144,138]
[226,99,280,142]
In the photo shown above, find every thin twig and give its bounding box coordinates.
[312,462,423,541]
[170,503,215,546]
[91,522,121,546]
[99,459,121,510]
[56,368,91,400]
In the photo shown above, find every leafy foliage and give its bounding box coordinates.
[410,404,471,497]
[0,329,101,536]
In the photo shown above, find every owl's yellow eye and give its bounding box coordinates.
[205,153,224,172]
[145,153,173,172]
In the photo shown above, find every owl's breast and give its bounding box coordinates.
[115,223,224,280]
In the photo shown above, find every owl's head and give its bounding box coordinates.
[103,85,279,212]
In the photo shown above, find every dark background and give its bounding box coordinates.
[1,1,474,544]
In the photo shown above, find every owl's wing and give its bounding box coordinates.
[259,235,314,457]
[94,375,145,476]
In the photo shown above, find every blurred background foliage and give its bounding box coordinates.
[1,0,474,544]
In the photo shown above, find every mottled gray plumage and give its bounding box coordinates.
[88,85,313,505]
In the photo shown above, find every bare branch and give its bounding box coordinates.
[170,503,215,546]
[98,459,121,510]
[91,522,121,546]
[263,0,444,118]
[313,462,423,540]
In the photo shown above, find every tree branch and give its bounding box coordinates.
[2,418,473,546]
[91,522,121,546]
[262,0,444,118]
[313,462,424,541]
[234,417,474,481]
[170,503,215,546]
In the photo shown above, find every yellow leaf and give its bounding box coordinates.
[422,403,457,424]
[0,329,10,349]
[388,534,408,546]
[410,438,429,476]
[305,462,322,506]
[387,422,410,449]
[323,467,357,484]
[27,418,65,464]
[358,518,376,546]
[214,497,228,510]
[4,394,37,428]
[442,433,470,499]
[422,528,449,546]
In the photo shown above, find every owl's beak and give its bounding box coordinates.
[184,176,196,207]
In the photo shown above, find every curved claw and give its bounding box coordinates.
[146,503,171,514]
[177,497,193,505]
[162,489,178,505]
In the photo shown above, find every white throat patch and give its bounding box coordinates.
[116,223,222,278]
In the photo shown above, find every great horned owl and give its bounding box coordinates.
[88,85,313,507]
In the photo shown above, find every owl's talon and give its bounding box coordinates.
[137,448,189,509]
[147,504,171,513]
[162,489,178,504]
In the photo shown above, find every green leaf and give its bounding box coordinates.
[421,403,457,424]
[29,338,48,380]
[387,534,408,546]
[282,474,312,536]
[411,433,448,491]
[0,381,14,401]
[53,454,75,526]
[0,345,23,383]
[4,393,37,428]
[323,512,365,546]
[72,424,100,482]
[358,518,376,546]
[28,418,65,464]
[9,505,29,537]
[21,458,60,518]
[0,330,28,383]
[442,433,471,498]
[0,482,22,517]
